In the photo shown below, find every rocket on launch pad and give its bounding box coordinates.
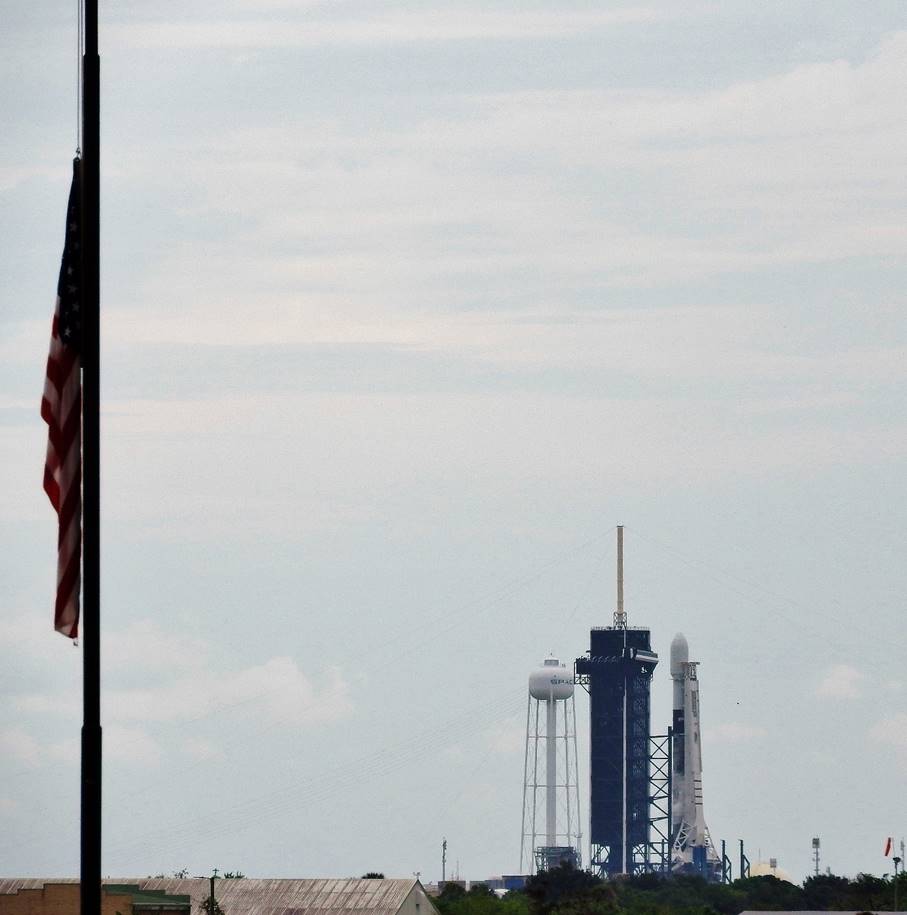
[670,632,721,878]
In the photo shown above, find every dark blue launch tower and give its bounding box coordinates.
[575,627,658,876]
[574,527,659,877]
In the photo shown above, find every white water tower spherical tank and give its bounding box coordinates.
[528,657,574,700]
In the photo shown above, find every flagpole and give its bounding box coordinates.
[80,0,101,912]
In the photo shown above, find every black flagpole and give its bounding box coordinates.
[80,0,101,912]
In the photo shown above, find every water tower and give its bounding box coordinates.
[520,656,582,873]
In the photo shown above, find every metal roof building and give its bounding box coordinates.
[0,879,437,915]
[0,882,190,915]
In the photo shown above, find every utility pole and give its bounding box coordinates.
[210,868,219,915]
[894,855,901,912]
[442,838,447,882]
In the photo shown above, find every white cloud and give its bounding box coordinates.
[101,656,353,727]
[15,692,80,718]
[103,620,209,675]
[869,713,907,750]
[99,388,907,542]
[0,612,80,667]
[183,737,223,761]
[106,727,164,766]
[0,729,42,766]
[0,163,60,193]
[816,664,865,699]
[47,737,80,765]
[82,31,907,391]
[220,658,354,726]
[13,634,354,730]
[485,713,524,754]
[106,8,661,50]
[0,731,78,770]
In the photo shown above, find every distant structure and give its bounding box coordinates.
[575,526,660,877]
[669,632,720,878]
[520,656,582,872]
[812,837,821,877]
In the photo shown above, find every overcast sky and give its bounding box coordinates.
[1,0,906,885]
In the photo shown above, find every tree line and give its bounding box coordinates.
[434,863,907,915]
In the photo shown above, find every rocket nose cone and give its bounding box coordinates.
[670,632,689,677]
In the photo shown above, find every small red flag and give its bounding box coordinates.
[884,837,893,856]
[42,159,82,639]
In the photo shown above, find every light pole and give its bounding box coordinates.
[893,856,901,912]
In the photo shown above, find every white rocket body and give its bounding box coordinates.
[670,633,720,874]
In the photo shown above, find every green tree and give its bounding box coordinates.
[439,883,467,901]
[437,886,529,915]
[614,872,729,915]
[730,875,804,911]
[524,863,602,915]
[849,873,889,911]
[802,873,852,910]
[550,882,618,915]
[468,885,496,898]
[362,873,385,880]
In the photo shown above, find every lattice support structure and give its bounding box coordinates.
[739,840,751,879]
[636,730,673,874]
[721,839,733,884]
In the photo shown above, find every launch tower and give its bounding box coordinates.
[575,526,659,877]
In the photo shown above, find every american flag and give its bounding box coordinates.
[41,158,82,639]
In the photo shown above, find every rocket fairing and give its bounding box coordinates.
[670,633,720,877]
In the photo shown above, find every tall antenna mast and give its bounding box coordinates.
[613,525,626,629]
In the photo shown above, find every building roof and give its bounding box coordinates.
[0,879,427,915]
[106,884,192,910]
[0,881,190,913]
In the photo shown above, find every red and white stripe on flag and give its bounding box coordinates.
[41,159,82,639]
[885,837,893,856]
